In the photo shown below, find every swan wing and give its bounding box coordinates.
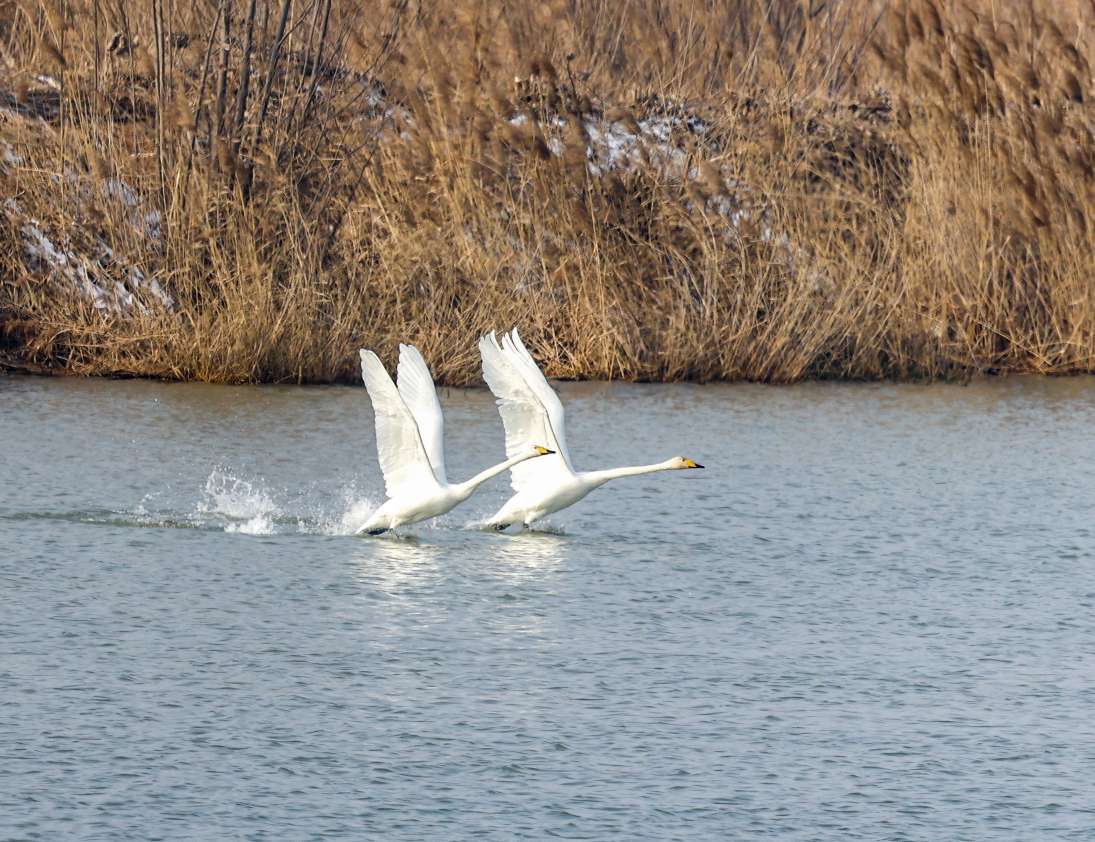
[479,331,575,495]
[396,344,448,484]
[359,349,440,499]
[502,328,574,471]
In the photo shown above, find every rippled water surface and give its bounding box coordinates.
[3,374,1095,840]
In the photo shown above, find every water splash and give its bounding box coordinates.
[331,498,376,536]
[200,471,279,535]
[6,470,506,538]
[193,470,379,536]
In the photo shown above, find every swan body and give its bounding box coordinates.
[358,344,552,535]
[479,329,704,529]
[486,458,701,527]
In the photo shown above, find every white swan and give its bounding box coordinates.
[358,344,553,535]
[479,329,704,529]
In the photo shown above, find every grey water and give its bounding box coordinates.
[2,374,1095,840]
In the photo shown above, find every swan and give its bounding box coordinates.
[478,329,704,530]
[357,344,554,535]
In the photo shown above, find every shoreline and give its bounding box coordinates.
[3,353,1093,388]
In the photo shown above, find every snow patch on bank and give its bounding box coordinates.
[1,142,24,167]
[2,161,173,314]
[499,106,820,284]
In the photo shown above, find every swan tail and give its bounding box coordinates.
[485,512,519,531]
[357,510,392,535]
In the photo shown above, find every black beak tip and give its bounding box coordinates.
[694,463,705,469]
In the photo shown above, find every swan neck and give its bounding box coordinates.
[583,460,676,487]
[456,452,532,497]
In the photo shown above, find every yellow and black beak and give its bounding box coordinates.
[534,446,556,455]
[684,459,704,469]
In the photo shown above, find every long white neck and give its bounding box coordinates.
[454,451,539,499]
[580,459,680,488]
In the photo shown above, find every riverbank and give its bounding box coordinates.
[1,0,1091,384]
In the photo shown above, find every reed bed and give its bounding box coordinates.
[0,0,1091,383]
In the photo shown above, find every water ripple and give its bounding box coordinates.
[2,375,1095,839]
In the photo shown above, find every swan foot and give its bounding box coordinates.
[365,527,388,536]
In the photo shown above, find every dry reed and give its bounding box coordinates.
[0,0,1092,384]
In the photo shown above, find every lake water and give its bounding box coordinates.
[2,374,1095,840]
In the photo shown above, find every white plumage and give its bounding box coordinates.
[358,344,552,535]
[479,329,704,529]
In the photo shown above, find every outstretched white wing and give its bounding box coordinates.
[396,344,447,484]
[359,349,440,499]
[479,330,575,495]
[502,329,574,470]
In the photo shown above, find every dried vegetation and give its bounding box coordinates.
[0,0,1092,383]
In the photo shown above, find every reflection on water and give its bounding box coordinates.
[3,374,1095,840]
[481,530,571,587]
[351,533,445,589]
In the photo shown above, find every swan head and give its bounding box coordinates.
[671,456,704,470]
[532,445,555,456]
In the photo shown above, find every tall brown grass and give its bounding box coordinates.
[0,0,1091,383]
